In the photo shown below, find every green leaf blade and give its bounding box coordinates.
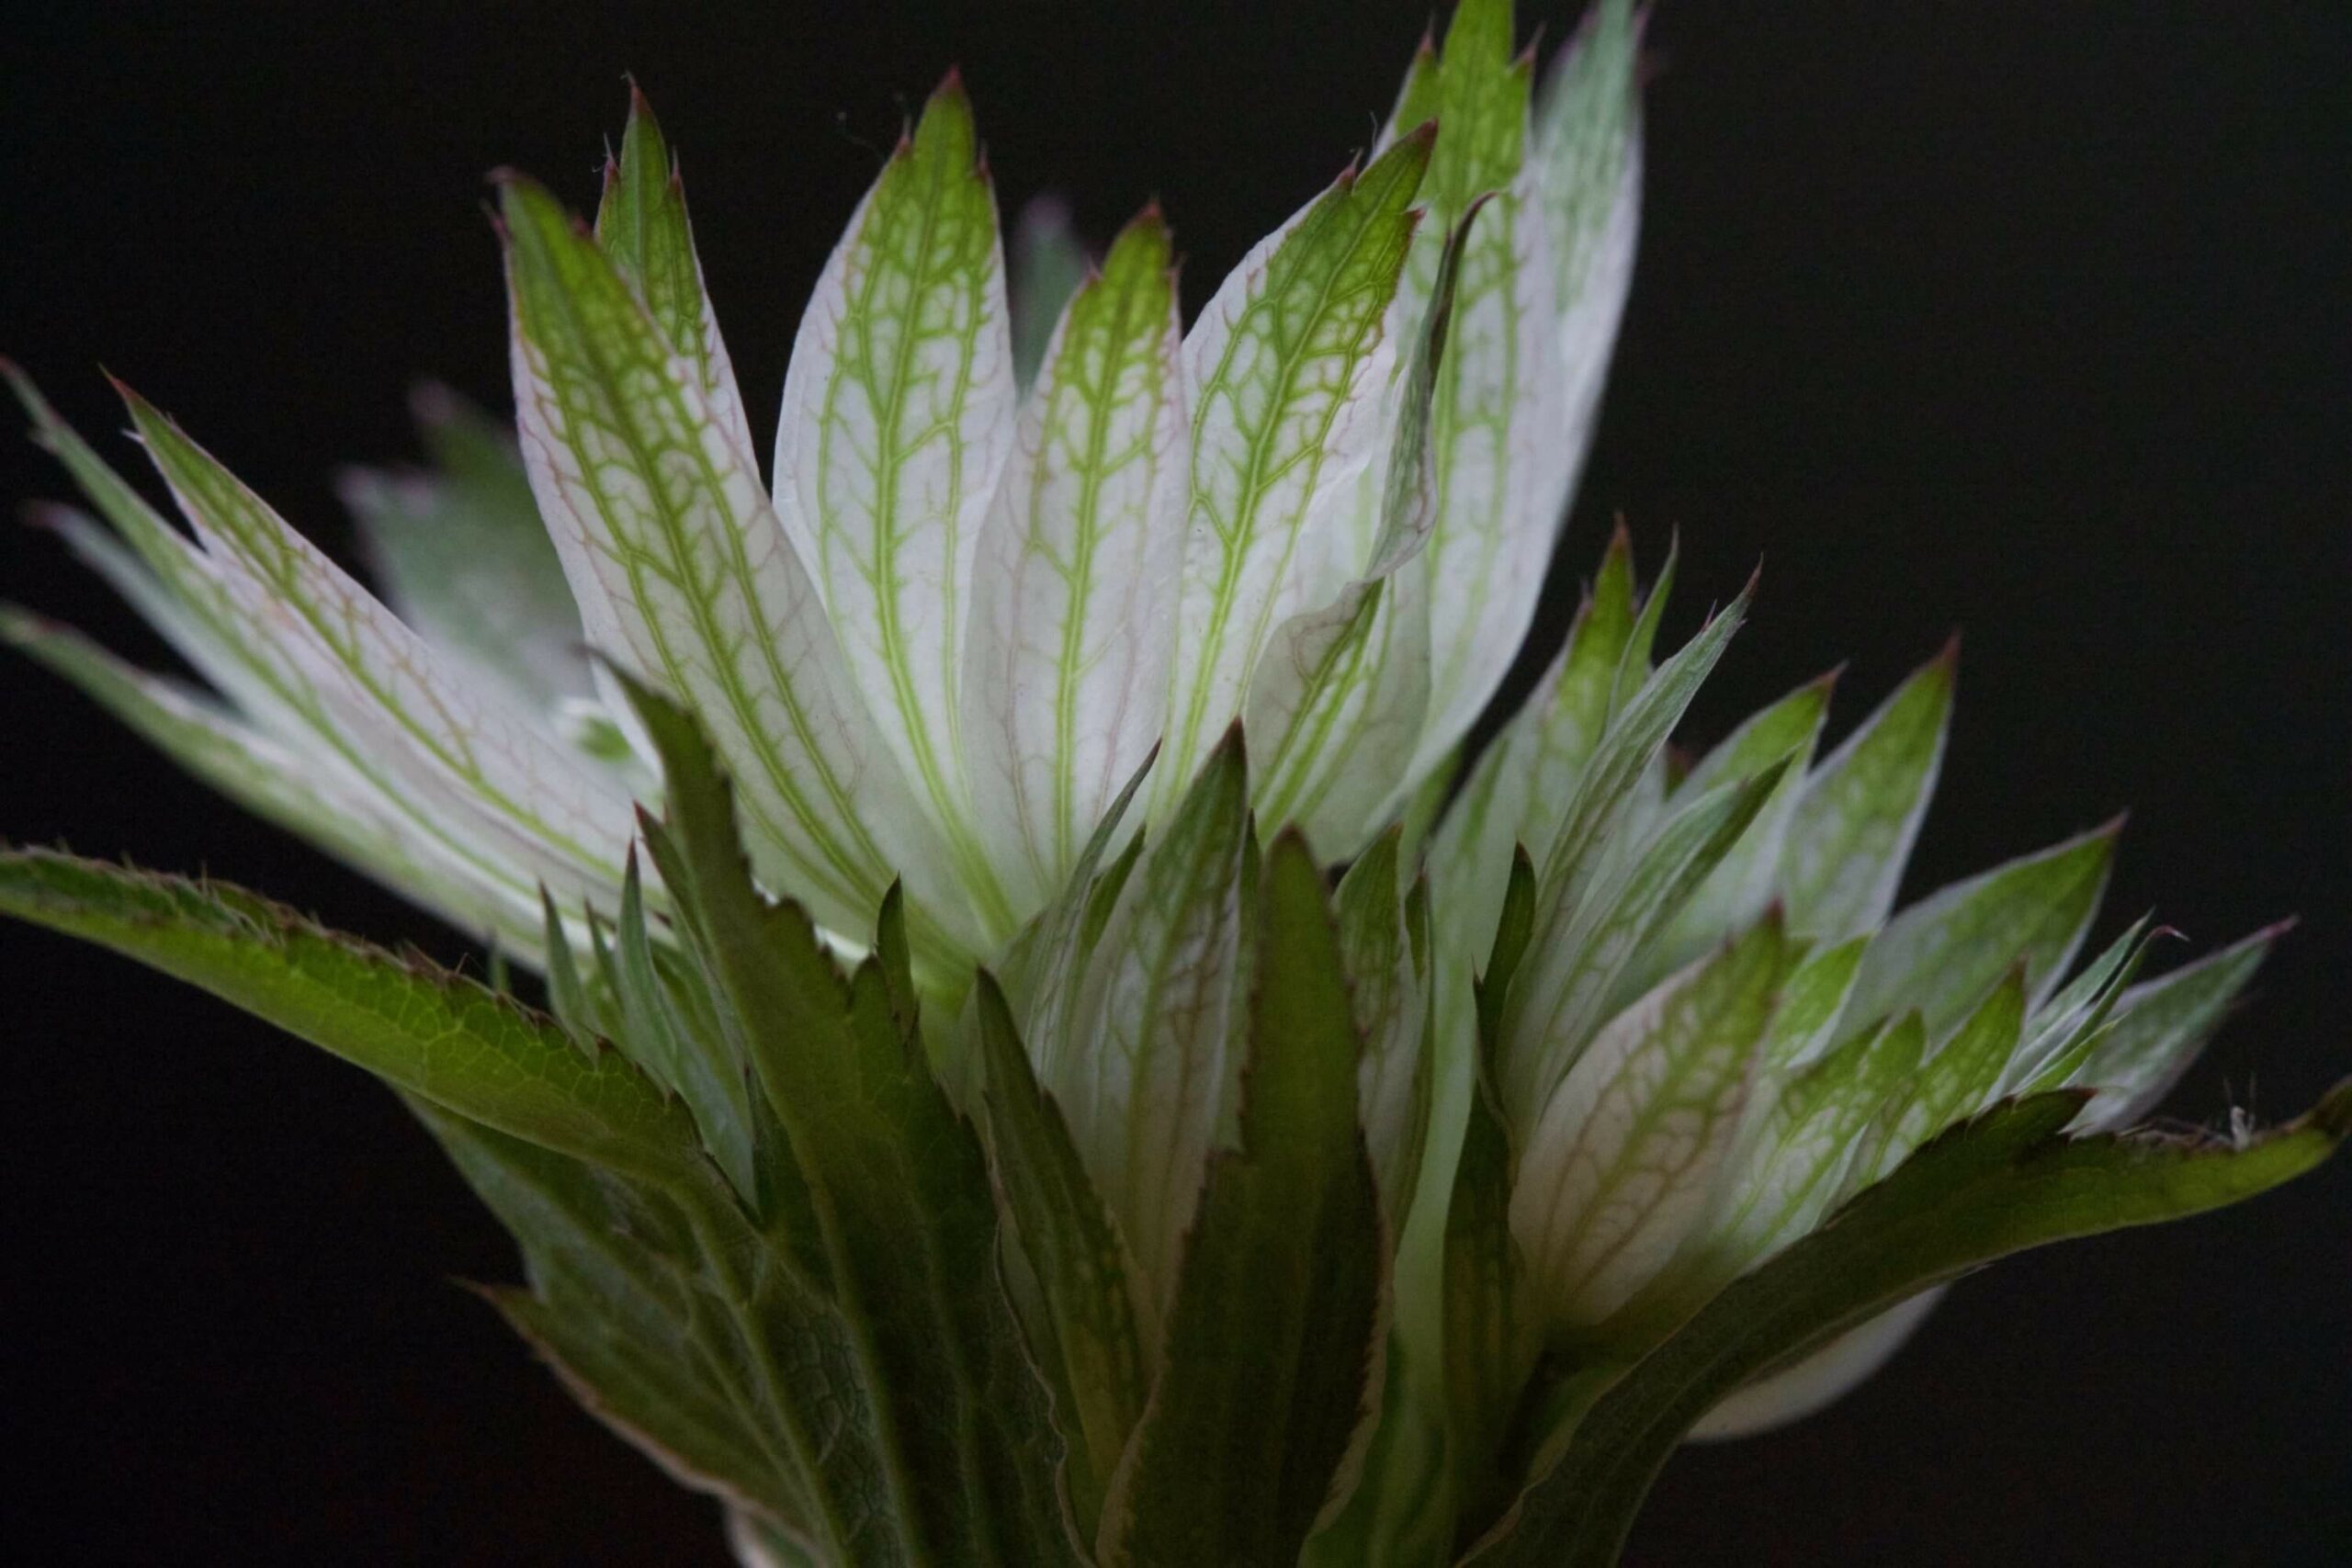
[973,974,1151,1540]
[1106,833,1385,1568]
[621,673,1077,1566]
[0,848,703,1188]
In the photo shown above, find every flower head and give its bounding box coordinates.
[4,2,2342,1562]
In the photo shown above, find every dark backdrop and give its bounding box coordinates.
[3,3,2346,1562]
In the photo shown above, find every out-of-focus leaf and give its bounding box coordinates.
[1007,195,1091,393]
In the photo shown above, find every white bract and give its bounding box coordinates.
[4,0,2295,1485]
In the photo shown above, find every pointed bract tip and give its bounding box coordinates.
[102,371,160,425]
[1932,627,1963,670]
[1806,661,1849,697]
[1602,514,1634,558]
[932,63,968,103]
[2254,914,2301,943]
[1265,822,1318,864]
[625,73,657,122]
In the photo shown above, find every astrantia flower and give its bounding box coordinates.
[4,3,2343,1563]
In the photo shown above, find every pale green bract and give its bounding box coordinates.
[5,4,2343,1564]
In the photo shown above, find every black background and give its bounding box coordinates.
[4,3,2346,1562]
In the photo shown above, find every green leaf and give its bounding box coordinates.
[610,850,759,1199]
[1297,1325,1457,1568]
[1443,1017,1538,1529]
[1781,643,1954,942]
[419,1089,917,1561]
[971,974,1150,1540]
[963,207,1184,912]
[2004,916,2157,1097]
[1155,127,1434,815]
[1417,0,1529,221]
[1104,832,1385,1568]
[1847,820,2117,1038]
[620,672,1076,1565]
[775,73,1016,931]
[1336,828,1438,1219]
[413,1104,811,1525]
[1762,932,1870,1071]
[0,848,703,1188]
[980,750,1157,1107]
[1532,570,1753,921]
[1478,845,1543,1050]
[500,171,967,961]
[1465,1082,2352,1566]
